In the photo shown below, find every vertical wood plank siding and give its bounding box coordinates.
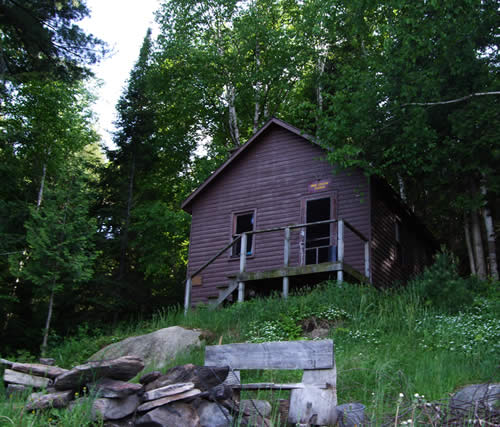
[187,125,370,304]
[370,182,434,287]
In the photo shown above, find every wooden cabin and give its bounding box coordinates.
[181,118,436,308]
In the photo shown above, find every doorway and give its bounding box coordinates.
[303,195,336,265]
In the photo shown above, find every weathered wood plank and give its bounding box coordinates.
[205,340,334,370]
[235,382,328,390]
[3,369,51,388]
[233,262,343,282]
[288,367,337,425]
[211,280,238,309]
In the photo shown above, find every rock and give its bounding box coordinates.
[137,388,201,412]
[450,383,500,413]
[4,369,51,388]
[91,378,143,399]
[240,399,272,418]
[336,402,365,427]
[54,356,144,391]
[89,326,207,370]
[139,370,162,385]
[197,400,233,427]
[200,384,233,401]
[145,364,229,392]
[39,358,55,366]
[92,394,141,421]
[25,390,73,411]
[142,382,195,402]
[103,418,135,427]
[135,402,200,427]
[11,362,67,379]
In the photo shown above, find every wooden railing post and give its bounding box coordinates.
[184,278,192,315]
[364,240,370,281]
[238,233,247,302]
[283,227,290,299]
[337,220,344,283]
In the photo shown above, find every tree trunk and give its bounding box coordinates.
[471,209,487,279]
[119,153,135,280]
[480,183,498,279]
[227,84,240,146]
[253,41,261,133]
[41,282,55,356]
[37,163,47,209]
[464,213,476,275]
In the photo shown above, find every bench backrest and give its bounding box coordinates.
[204,339,334,370]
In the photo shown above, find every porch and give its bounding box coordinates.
[184,219,370,314]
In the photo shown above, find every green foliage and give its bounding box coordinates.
[0,0,107,86]
[409,250,488,313]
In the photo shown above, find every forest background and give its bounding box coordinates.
[0,0,498,355]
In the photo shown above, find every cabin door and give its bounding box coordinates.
[301,193,337,265]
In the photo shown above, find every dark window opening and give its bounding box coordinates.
[305,197,335,264]
[232,212,254,256]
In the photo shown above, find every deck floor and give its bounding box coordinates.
[229,261,368,284]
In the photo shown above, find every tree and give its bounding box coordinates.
[0,0,106,88]
[11,161,97,354]
[317,0,499,277]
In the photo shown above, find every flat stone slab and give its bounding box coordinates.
[89,326,207,370]
[142,382,195,402]
[12,362,67,379]
[91,378,143,398]
[92,394,141,421]
[54,356,144,391]
[4,369,51,388]
[137,388,201,412]
[25,390,73,411]
[145,364,228,392]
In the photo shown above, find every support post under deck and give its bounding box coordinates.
[283,227,290,299]
[337,220,344,283]
[238,233,247,303]
[184,278,192,315]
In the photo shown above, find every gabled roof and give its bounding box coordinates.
[181,117,317,212]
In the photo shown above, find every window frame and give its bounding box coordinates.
[230,209,257,258]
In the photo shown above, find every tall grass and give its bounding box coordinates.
[1,273,499,425]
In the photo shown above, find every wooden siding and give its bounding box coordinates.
[370,181,434,287]
[187,124,370,304]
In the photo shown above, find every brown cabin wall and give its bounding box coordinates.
[370,182,434,287]
[187,126,370,304]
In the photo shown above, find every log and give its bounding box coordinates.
[205,340,334,370]
[4,369,51,388]
[11,362,67,379]
[137,388,201,412]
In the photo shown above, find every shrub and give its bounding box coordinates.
[409,250,487,313]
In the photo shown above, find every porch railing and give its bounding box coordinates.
[184,219,370,314]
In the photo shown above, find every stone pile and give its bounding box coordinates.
[1,357,271,426]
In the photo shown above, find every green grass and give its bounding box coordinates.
[1,279,499,425]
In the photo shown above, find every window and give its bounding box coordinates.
[232,211,255,256]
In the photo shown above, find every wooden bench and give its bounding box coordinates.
[204,339,337,425]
